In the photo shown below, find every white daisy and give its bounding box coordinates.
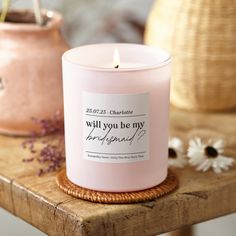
[168,137,187,168]
[187,138,234,174]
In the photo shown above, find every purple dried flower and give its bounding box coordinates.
[22,111,65,176]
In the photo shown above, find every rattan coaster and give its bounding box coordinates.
[56,169,178,204]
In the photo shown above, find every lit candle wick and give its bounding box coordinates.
[113,48,120,69]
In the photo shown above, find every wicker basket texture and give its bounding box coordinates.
[145,0,236,111]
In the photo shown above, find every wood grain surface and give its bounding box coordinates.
[0,107,236,236]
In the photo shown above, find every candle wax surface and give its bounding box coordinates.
[103,62,147,69]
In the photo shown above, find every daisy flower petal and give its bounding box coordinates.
[168,137,187,168]
[213,139,224,150]
[187,137,234,174]
[212,139,224,154]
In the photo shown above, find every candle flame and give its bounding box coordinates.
[113,48,120,68]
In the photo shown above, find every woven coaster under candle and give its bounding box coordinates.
[56,169,178,204]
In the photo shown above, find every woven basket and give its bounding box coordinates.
[145,0,236,111]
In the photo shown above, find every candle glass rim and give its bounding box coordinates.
[62,43,171,72]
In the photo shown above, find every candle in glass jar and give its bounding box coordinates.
[62,43,171,192]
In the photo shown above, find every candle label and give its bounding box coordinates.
[83,92,149,163]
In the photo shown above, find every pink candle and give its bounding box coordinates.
[62,43,171,192]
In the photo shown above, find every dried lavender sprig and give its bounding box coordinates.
[31,111,64,136]
[22,111,65,176]
[36,143,65,176]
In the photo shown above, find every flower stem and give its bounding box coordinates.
[0,0,11,23]
[33,0,43,26]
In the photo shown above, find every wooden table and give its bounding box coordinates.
[0,108,236,236]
